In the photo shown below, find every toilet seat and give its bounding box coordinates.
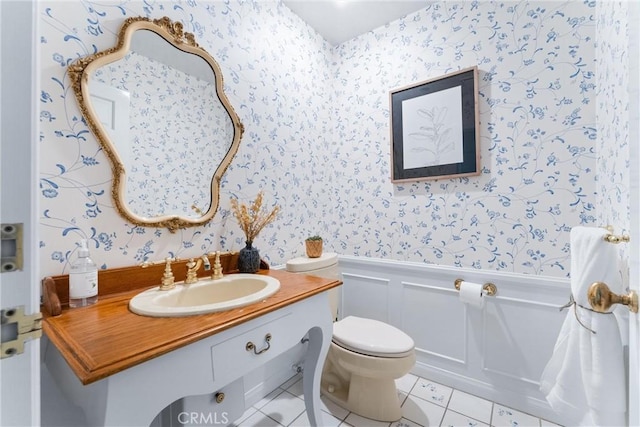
[332,316,414,358]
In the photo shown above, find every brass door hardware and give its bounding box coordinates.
[246,333,272,355]
[588,281,638,313]
[1,306,42,359]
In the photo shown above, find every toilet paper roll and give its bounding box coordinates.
[459,280,485,309]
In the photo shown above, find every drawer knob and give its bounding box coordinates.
[246,333,272,355]
[215,392,225,404]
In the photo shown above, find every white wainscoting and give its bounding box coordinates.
[338,255,569,424]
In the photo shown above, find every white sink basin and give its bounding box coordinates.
[129,274,281,317]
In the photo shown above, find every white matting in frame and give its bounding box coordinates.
[390,66,480,182]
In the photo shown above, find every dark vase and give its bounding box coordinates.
[238,241,260,273]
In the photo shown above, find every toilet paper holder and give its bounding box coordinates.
[454,279,497,296]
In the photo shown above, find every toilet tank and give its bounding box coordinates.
[286,253,341,321]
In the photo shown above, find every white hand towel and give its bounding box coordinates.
[540,226,626,426]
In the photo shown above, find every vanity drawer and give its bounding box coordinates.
[210,311,299,386]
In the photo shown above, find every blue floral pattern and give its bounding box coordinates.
[595,1,629,240]
[37,1,622,279]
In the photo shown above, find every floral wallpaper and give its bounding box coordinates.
[595,1,629,236]
[38,0,621,279]
[38,0,333,274]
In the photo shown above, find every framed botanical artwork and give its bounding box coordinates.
[390,66,480,182]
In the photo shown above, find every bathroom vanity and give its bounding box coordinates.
[42,266,340,426]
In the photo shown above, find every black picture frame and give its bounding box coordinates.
[390,66,480,182]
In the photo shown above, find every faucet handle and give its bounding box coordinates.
[185,258,203,284]
[159,257,176,291]
[212,251,223,280]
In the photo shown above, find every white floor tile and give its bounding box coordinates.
[286,378,305,399]
[401,394,446,426]
[229,406,257,426]
[410,378,453,407]
[492,404,540,427]
[320,395,350,420]
[390,417,423,427]
[259,390,307,426]
[447,390,492,424]
[289,410,343,427]
[441,409,490,427]
[397,391,409,407]
[280,373,303,391]
[396,373,419,394]
[239,410,283,427]
[254,388,285,409]
[269,371,550,427]
[344,412,392,427]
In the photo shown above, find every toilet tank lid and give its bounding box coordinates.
[286,252,338,273]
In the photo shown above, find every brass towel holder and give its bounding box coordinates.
[587,282,638,313]
[602,225,630,244]
[586,226,634,312]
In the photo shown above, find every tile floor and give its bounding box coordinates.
[231,373,562,427]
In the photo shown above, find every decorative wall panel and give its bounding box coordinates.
[341,273,390,322]
[401,282,466,365]
[482,299,564,384]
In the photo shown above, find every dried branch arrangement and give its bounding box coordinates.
[230,191,280,243]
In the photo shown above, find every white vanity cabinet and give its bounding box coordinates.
[43,271,338,427]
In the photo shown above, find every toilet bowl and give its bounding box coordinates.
[286,253,416,422]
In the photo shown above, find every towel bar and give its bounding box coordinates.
[587,281,638,313]
[604,233,630,244]
[454,279,497,296]
[602,225,630,244]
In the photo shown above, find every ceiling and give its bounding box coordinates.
[282,1,429,45]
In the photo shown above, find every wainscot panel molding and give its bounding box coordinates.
[340,273,390,323]
[337,255,569,425]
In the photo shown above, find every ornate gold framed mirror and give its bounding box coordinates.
[68,16,243,232]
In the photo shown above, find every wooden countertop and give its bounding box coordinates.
[43,269,341,385]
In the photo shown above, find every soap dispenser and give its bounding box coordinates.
[69,239,98,307]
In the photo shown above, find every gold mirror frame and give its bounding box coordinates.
[68,16,244,232]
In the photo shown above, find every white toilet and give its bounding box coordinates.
[286,253,416,422]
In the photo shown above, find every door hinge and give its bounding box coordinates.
[1,223,23,272]
[1,306,42,359]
